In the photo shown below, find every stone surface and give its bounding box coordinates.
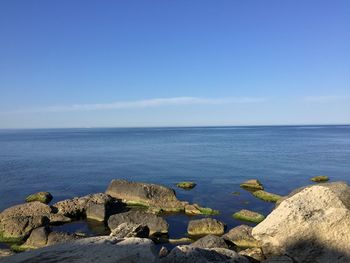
[187,218,225,236]
[252,183,350,262]
[261,255,294,263]
[176,182,196,190]
[108,209,169,235]
[252,190,282,203]
[161,245,249,263]
[52,193,113,218]
[109,222,149,238]
[86,202,106,221]
[46,231,79,246]
[233,210,265,224]
[159,246,170,258]
[190,235,228,249]
[310,175,329,183]
[0,249,14,258]
[239,247,265,262]
[25,192,53,204]
[106,179,187,212]
[0,237,159,263]
[223,225,260,248]
[240,180,264,191]
[48,213,72,224]
[184,204,219,216]
[0,202,52,221]
[22,226,49,249]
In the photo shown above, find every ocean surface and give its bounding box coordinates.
[0,125,350,241]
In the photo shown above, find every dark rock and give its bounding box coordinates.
[109,222,149,238]
[86,203,106,222]
[22,226,50,249]
[25,192,53,204]
[187,218,225,236]
[159,246,170,258]
[108,209,168,235]
[190,234,228,249]
[46,231,79,246]
[239,247,265,262]
[223,225,261,248]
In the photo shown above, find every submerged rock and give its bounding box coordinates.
[25,192,53,204]
[106,179,187,212]
[190,234,228,249]
[109,222,149,238]
[233,210,265,224]
[252,182,350,262]
[310,175,329,183]
[161,245,249,263]
[108,209,168,235]
[176,182,196,190]
[223,225,261,248]
[252,190,282,202]
[184,204,219,216]
[1,237,159,263]
[240,179,264,191]
[187,218,225,236]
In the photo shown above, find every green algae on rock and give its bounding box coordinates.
[233,209,265,224]
[185,204,219,215]
[25,192,53,204]
[310,175,329,183]
[240,179,264,191]
[252,190,282,202]
[176,182,196,190]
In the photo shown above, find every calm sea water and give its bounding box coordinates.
[0,125,350,240]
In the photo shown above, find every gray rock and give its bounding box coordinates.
[106,179,187,212]
[187,218,225,236]
[86,203,106,222]
[46,231,79,246]
[22,226,49,249]
[223,225,260,248]
[0,237,159,263]
[191,235,228,249]
[0,202,52,220]
[159,246,170,258]
[48,213,72,224]
[25,192,53,204]
[109,222,149,238]
[261,255,294,263]
[161,245,249,263]
[108,209,169,235]
[239,247,265,262]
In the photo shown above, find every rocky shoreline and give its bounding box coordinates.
[0,178,349,262]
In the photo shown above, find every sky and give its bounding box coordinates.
[0,0,349,128]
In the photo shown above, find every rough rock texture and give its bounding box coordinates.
[48,213,72,224]
[187,218,225,236]
[106,179,187,212]
[108,210,169,235]
[0,249,14,258]
[25,192,53,204]
[223,225,260,248]
[190,235,228,249]
[0,237,159,263]
[52,193,114,218]
[176,182,196,190]
[86,203,106,221]
[261,255,294,263]
[239,247,265,262]
[109,222,149,238]
[46,231,79,246]
[22,226,49,249]
[0,202,52,220]
[161,245,249,263]
[252,183,350,262]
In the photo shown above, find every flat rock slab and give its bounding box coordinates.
[106,179,186,212]
[1,237,159,263]
[223,225,260,248]
[233,210,265,224]
[187,218,225,236]
[108,209,169,235]
[240,180,264,191]
[190,235,228,249]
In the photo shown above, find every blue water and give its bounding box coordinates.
[0,125,350,239]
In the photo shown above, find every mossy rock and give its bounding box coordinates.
[0,231,24,244]
[233,209,265,224]
[311,176,329,183]
[252,190,282,202]
[176,182,196,190]
[240,179,264,191]
[25,192,53,204]
[185,204,219,215]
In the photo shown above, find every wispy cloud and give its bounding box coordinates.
[303,95,350,103]
[6,96,267,114]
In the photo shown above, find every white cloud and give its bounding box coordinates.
[7,96,267,113]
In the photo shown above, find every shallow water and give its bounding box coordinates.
[0,125,350,241]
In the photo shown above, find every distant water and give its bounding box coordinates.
[0,125,350,239]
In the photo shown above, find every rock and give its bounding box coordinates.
[176,182,196,190]
[159,246,170,258]
[86,203,106,222]
[161,245,249,263]
[187,218,225,236]
[252,190,282,202]
[252,183,350,262]
[22,226,49,249]
[0,237,159,263]
[48,213,72,224]
[310,175,329,183]
[185,204,219,216]
[239,247,265,262]
[106,179,187,212]
[46,231,79,246]
[0,248,14,258]
[190,235,228,249]
[25,192,53,204]
[168,237,193,244]
[53,193,114,218]
[240,180,264,191]
[0,216,49,242]
[109,222,149,238]
[232,191,241,196]
[108,209,168,235]
[261,255,294,263]
[0,202,52,220]
[233,210,265,224]
[223,225,261,248]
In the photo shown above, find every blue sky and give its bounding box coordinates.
[0,0,349,128]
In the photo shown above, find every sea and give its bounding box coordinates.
[0,125,349,242]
